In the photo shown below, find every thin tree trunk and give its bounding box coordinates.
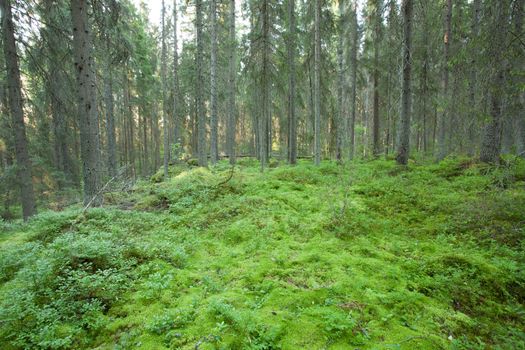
[287,0,297,165]
[162,0,169,178]
[173,0,181,161]
[70,0,101,207]
[336,0,344,163]
[396,0,413,165]
[1,0,37,219]
[314,0,321,165]
[437,0,452,160]
[372,0,382,157]
[104,59,117,178]
[210,0,218,165]
[196,0,207,166]
[349,1,358,160]
[227,0,237,165]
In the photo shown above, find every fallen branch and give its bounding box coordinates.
[82,165,130,214]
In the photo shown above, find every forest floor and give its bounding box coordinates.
[0,157,524,349]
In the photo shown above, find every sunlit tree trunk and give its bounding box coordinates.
[196,0,207,167]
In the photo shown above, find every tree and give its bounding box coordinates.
[480,0,510,164]
[173,0,181,162]
[314,0,321,165]
[437,0,452,160]
[348,1,359,160]
[162,0,169,178]
[210,0,219,165]
[227,0,237,165]
[196,0,207,167]
[71,0,101,206]
[396,0,413,165]
[370,0,383,157]
[1,0,37,220]
[287,0,297,165]
[336,0,345,163]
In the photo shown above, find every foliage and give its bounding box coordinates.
[0,158,524,349]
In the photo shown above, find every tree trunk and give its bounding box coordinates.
[70,0,101,206]
[162,0,169,178]
[287,0,297,165]
[372,0,382,157]
[437,0,452,160]
[314,0,321,166]
[480,0,509,164]
[196,0,207,167]
[1,0,37,220]
[173,0,181,162]
[349,1,358,160]
[210,0,219,165]
[336,0,344,163]
[396,0,413,165]
[104,58,117,178]
[227,0,237,165]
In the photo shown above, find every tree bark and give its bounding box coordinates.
[162,0,169,178]
[314,0,321,165]
[372,0,382,157]
[227,0,237,165]
[349,1,358,160]
[336,0,344,163]
[396,0,413,165]
[1,0,37,220]
[437,0,452,160]
[196,0,207,167]
[70,0,101,206]
[287,0,297,165]
[480,0,509,164]
[210,0,218,165]
[173,0,181,162]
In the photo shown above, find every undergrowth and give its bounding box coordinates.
[0,156,524,349]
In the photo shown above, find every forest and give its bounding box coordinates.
[0,0,524,349]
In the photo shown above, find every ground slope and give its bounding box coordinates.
[0,158,524,349]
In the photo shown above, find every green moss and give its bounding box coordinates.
[1,158,524,349]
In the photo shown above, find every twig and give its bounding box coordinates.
[81,165,129,214]
[215,166,235,187]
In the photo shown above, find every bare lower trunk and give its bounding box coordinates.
[287,0,297,165]
[314,0,321,165]
[1,0,37,220]
[196,0,207,167]
[396,0,413,165]
[210,0,218,165]
[437,0,452,160]
[71,0,101,206]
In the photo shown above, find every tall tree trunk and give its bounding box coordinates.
[467,0,480,155]
[437,0,452,160]
[480,0,509,164]
[287,0,297,165]
[210,0,218,165]
[336,0,344,163]
[259,0,270,171]
[227,0,237,165]
[104,58,117,178]
[349,1,358,160]
[372,0,382,157]
[1,0,37,219]
[162,0,169,178]
[196,0,207,167]
[396,0,413,165]
[70,0,101,206]
[173,0,181,162]
[314,0,321,166]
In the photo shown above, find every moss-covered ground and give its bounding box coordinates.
[1,157,524,349]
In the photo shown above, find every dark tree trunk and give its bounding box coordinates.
[396,0,413,165]
[1,0,37,220]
